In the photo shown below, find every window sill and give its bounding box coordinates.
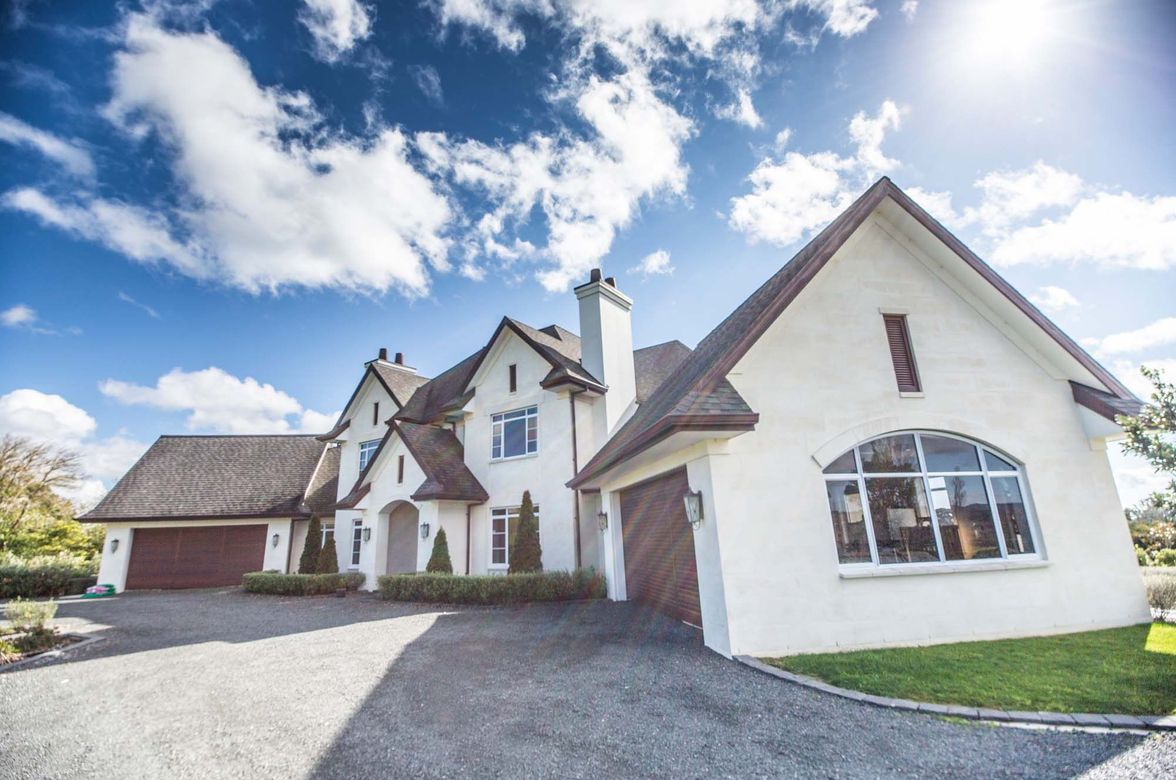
[839,558,1049,579]
[490,453,539,464]
[898,391,924,399]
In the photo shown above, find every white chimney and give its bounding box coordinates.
[576,269,636,440]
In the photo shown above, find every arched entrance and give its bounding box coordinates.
[382,501,420,574]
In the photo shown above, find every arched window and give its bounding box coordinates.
[822,432,1038,567]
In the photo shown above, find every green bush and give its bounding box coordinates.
[1137,546,1153,567]
[318,535,339,574]
[241,571,364,595]
[1,519,104,560]
[0,637,19,662]
[1153,548,1176,567]
[0,554,97,599]
[426,528,453,574]
[299,516,323,574]
[509,490,542,573]
[5,597,57,631]
[377,569,606,605]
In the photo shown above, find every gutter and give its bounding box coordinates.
[569,388,584,569]
[465,504,472,575]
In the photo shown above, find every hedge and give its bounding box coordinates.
[377,569,606,605]
[241,571,365,595]
[0,560,99,599]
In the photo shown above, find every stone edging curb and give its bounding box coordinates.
[0,633,104,674]
[733,655,1176,732]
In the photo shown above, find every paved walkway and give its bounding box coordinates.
[2,590,1172,778]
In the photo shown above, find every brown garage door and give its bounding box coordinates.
[620,468,702,626]
[126,525,268,589]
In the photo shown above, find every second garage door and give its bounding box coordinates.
[126,525,268,589]
[620,468,702,626]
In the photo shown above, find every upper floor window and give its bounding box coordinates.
[882,314,921,393]
[823,432,1037,568]
[491,406,538,460]
[490,504,540,567]
[358,439,380,471]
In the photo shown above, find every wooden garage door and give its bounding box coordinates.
[126,525,268,589]
[620,468,702,626]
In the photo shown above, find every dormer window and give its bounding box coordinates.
[358,439,380,471]
[491,406,538,460]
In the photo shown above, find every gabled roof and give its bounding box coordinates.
[467,317,604,393]
[633,340,692,404]
[394,349,485,424]
[570,176,1139,488]
[323,359,431,440]
[398,422,488,502]
[79,435,327,522]
[301,444,340,516]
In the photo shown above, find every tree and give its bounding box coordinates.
[0,435,82,550]
[300,516,322,574]
[509,490,542,573]
[318,535,339,574]
[1119,366,1176,513]
[426,528,453,573]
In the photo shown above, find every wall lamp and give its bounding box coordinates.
[110,538,119,554]
[682,490,704,530]
[362,527,372,543]
[596,510,608,531]
[420,522,430,539]
[271,533,280,548]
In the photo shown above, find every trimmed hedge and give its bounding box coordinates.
[377,569,606,605]
[0,561,98,599]
[241,571,365,595]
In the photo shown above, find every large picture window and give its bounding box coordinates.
[490,504,539,567]
[822,432,1038,567]
[491,406,538,460]
[358,439,380,471]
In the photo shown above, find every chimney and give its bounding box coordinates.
[575,268,636,440]
[394,352,404,365]
[378,347,388,361]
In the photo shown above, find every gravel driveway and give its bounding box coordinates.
[1,589,1172,779]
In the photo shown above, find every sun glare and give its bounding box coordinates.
[953,0,1066,75]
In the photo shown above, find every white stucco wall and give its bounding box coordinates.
[685,212,1149,657]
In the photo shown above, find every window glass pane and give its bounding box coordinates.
[825,480,871,563]
[928,475,1001,560]
[503,418,527,457]
[866,477,936,563]
[920,435,980,473]
[822,451,857,475]
[491,512,507,564]
[985,450,1017,472]
[526,415,538,453]
[992,477,1035,554]
[860,434,919,473]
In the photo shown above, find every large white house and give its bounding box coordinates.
[83,178,1151,657]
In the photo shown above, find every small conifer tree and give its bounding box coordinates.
[426,528,453,573]
[318,535,339,574]
[509,490,542,573]
[299,516,322,574]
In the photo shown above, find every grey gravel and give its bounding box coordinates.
[1,589,1172,779]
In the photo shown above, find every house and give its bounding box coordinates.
[83,177,1151,658]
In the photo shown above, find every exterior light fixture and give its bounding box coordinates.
[596,511,608,531]
[110,538,119,553]
[682,490,703,530]
[420,522,430,539]
[271,533,280,548]
[362,527,372,543]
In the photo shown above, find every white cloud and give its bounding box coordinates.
[1028,285,1079,314]
[628,248,673,276]
[716,88,764,129]
[0,111,95,177]
[99,366,336,434]
[117,291,161,319]
[900,0,918,21]
[796,0,879,37]
[411,64,444,106]
[1109,357,1176,400]
[964,162,1084,236]
[2,304,38,328]
[299,0,373,62]
[728,100,904,246]
[1086,318,1176,357]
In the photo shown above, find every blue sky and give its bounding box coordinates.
[0,0,1173,506]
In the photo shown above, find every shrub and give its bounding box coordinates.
[2,519,104,560]
[1137,546,1153,567]
[1153,548,1176,567]
[509,490,542,573]
[5,597,57,631]
[426,528,453,574]
[318,535,339,574]
[0,554,97,599]
[377,568,606,605]
[1143,568,1176,616]
[300,516,323,574]
[241,571,364,595]
[0,638,19,662]
[1132,522,1176,555]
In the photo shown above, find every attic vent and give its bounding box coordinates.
[882,314,921,393]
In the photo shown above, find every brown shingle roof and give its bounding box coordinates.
[79,435,327,522]
[398,422,489,502]
[394,350,485,424]
[301,444,340,516]
[502,318,603,391]
[633,340,692,404]
[371,362,431,407]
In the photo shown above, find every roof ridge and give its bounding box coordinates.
[157,433,322,439]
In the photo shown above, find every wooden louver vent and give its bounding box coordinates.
[883,314,920,392]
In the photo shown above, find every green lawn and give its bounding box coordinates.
[767,623,1176,715]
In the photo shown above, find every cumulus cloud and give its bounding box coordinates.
[99,366,337,434]
[716,88,764,129]
[0,111,95,177]
[299,0,373,62]
[1085,317,1176,357]
[727,100,904,246]
[2,304,38,329]
[1028,285,1079,314]
[628,248,673,277]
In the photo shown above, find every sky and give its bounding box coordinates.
[0,0,1173,508]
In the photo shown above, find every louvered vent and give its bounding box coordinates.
[883,314,921,392]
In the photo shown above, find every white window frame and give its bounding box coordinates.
[823,431,1041,573]
[490,406,539,461]
[489,504,540,570]
[358,439,380,471]
[350,519,363,569]
[321,523,335,547]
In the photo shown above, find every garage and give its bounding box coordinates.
[619,468,702,626]
[126,525,268,590]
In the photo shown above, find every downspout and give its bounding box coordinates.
[569,389,584,570]
[285,518,296,573]
[465,504,472,575]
